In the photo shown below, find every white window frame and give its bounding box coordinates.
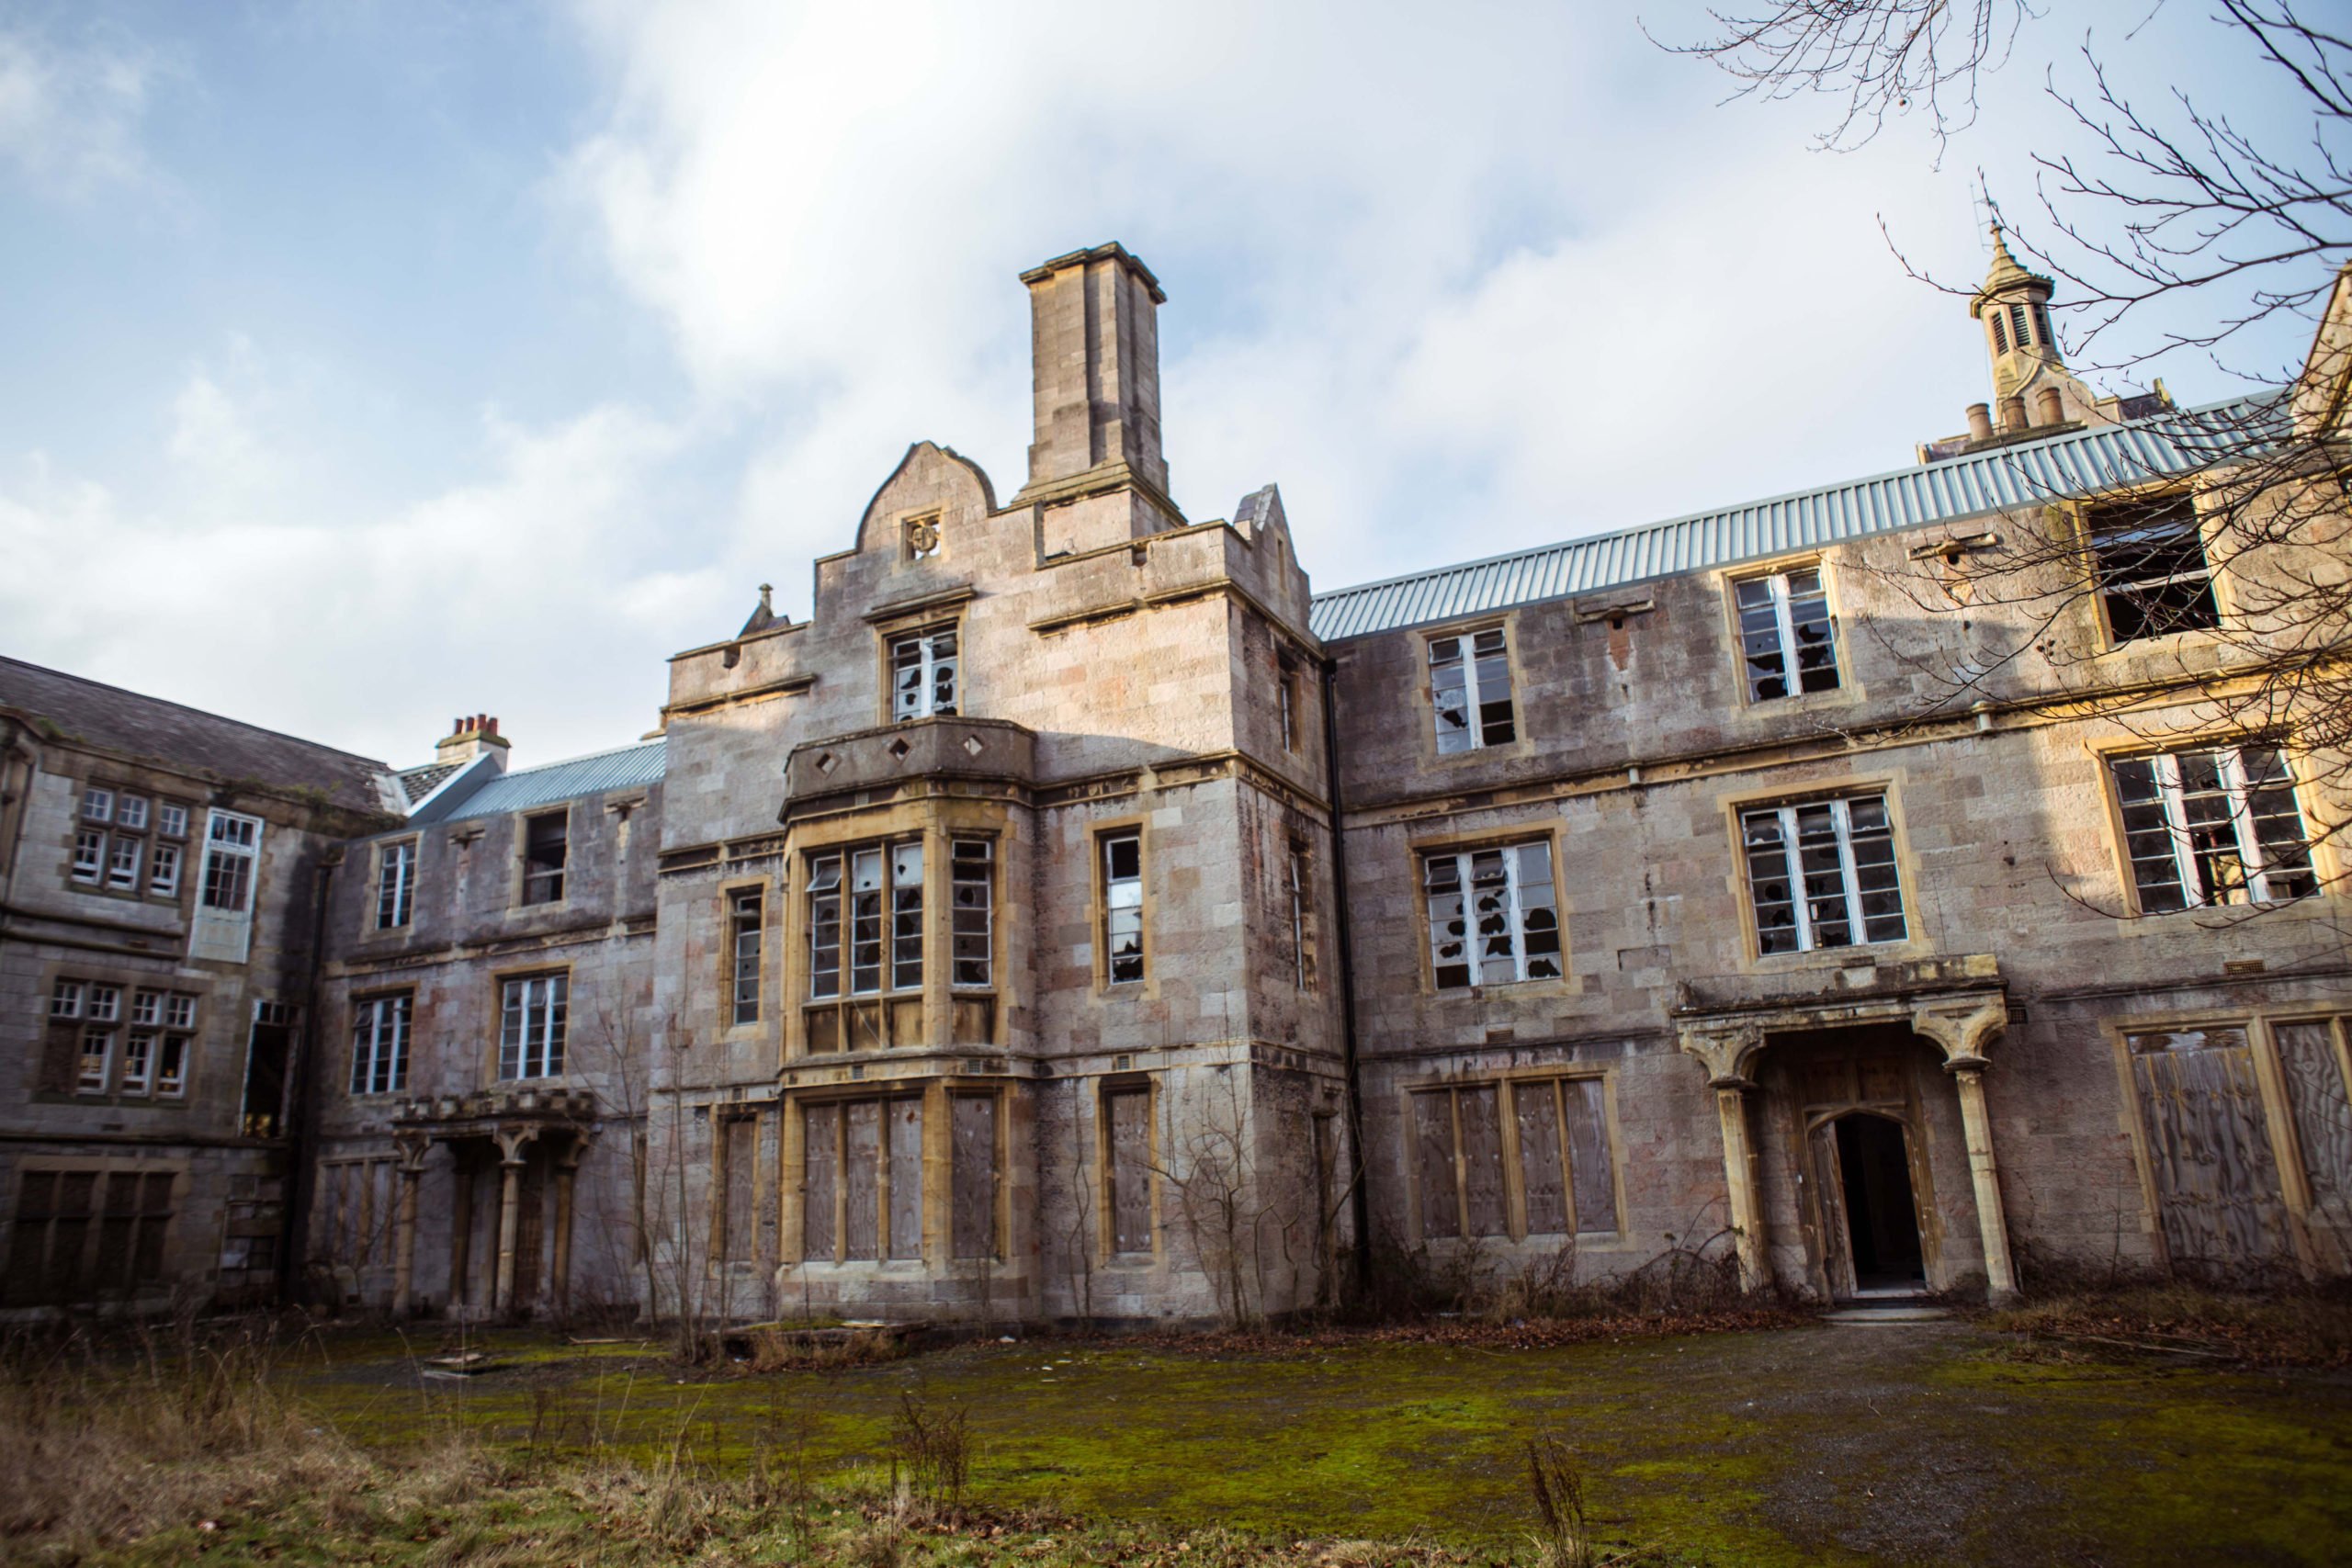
[1733,568,1839,703]
[72,829,104,884]
[77,1027,114,1095]
[198,810,262,913]
[1740,795,1908,954]
[1102,830,1145,985]
[117,795,148,831]
[156,1034,189,1097]
[1428,626,1515,754]
[376,839,417,931]
[82,787,113,823]
[120,1032,155,1096]
[106,834,141,891]
[499,973,568,1080]
[2112,745,2313,912]
[729,888,763,1025]
[890,627,959,721]
[148,840,181,898]
[50,980,84,1019]
[1421,840,1563,990]
[157,803,188,839]
[86,985,121,1022]
[350,993,413,1096]
[950,838,993,989]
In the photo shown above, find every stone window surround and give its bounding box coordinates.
[4,1157,185,1308]
[1729,562,1843,705]
[1404,819,1573,998]
[1090,817,1153,996]
[2101,1005,2352,1275]
[59,772,196,908]
[1714,771,1933,973]
[1396,1066,1626,1248]
[1095,1071,1160,1266]
[489,962,571,1084]
[373,835,421,932]
[2065,485,2233,655]
[37,959,207,1105]
[781,808,1009,1059]
[512,807,571,912]
[348,988,414,1098]
[872,604,968,730]
[2083,729,2340,920]
[718,873,772,1036]
[1711,550,1867,716]
[777,1078,1012,1269]
[1418,615,1526,765]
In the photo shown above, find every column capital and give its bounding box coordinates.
[1910,996,2007,1064]
[1708,1075,1758,1095]
[393,1133,433,1174]
[1679,1021,1765,1084]
[493,1125,540,1165]
[1941,1054,1993,1077]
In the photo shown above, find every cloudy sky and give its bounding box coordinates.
[0,1,2307,767]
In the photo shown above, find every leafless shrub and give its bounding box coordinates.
[887,1389,972,1516]
[1525,1428,1596,1568]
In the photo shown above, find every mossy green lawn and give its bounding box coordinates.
[281,1322,2352,1566]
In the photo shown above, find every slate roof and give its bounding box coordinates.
[1306,398,2266,642]
[426,739,668,824]
[397,761,463,804]
[0,656,397,817]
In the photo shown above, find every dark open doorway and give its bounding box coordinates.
[1836,1114,1926,1294]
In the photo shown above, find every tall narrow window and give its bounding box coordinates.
[377,840,417,930]
[499,974,568,1079]
[890,628,958,720]
[1277,650,1301,753]
[2009,302,2031,348]
[951,1094,1001,1259]
[106,835,141,891]
[77,1028,113,1094]
[521,813,567,905]
[1105,1086,1153,1255]
[198,812,260,913]
[729,889,763,1025]
[890,842,923,990]
[120,1032,155,1096]
[1101,831,1145,985]
[2032,302,2055,352]
[1742,794,1907,955]
[1422,841,1561,990]
[1288,840,1317,991]
[1429,627,1515,753]
[72,829,104,884]
[2111,745,2314,912]
[2087,495,2218,642]
[1989,311,2008,355]
[148,841,180,898]
[808,855,843,999]
[1735,568,1839,701]
[804,840,923,1052]
[350,993,413,1095]
[951,839,993,987]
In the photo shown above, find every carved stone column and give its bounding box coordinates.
[391,1134,430,1319]
[492,1127,537,1320]
[1678,1022,1770,1292]
[1912,997,2018,1304]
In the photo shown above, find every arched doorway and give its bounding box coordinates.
[1812,1111,1928,1299]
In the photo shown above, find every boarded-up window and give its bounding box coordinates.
[802,1104,838,1260]
[1409,1085,1510,1241]
[2128,1027,2291,1273]
[952,1095,1000,1260]
[802,1098,921,1263]
[2273,1021,2352,1220]
[843,1101,881,1261]
[1106,1087,1152,1255]
[5,1168,170,1305]
[888,1100,923,1261]
[721,1118,755,1263]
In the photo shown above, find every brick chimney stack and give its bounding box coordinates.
[434,713,511,772]
[1010,243,1183,549]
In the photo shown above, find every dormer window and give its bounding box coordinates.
[891,629,958,721]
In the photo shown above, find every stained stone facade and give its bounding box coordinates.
[6,241,2350,1324]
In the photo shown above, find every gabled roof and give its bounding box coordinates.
[423,739,667,824]
[1306,398,2267,643]
[0,655,397,817]
[397,761,463,804]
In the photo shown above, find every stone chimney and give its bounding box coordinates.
[435,714,511,772]
[1010,243,1182,549]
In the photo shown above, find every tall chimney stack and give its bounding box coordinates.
[1009,243,1182,548]
[434,713,511,772]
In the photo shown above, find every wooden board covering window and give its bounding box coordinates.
[2128,1027,2291,1272]
[722,1119,755,1264]
[1107,1089,1152,1256]
[888,1100,923,1261]
[843,1101,881,1261]
[1457,1087,1508,1237]
[1411,1090,1459,1240]
[2275,1021,2352,1213]
[952,1095,999,1260]
[802,1104,837,1259]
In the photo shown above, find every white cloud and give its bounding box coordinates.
[0,22,153,191]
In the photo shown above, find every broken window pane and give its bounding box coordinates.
[377,840,417,930]
[891,628,959,721]
[2088,495,2219,642]
[2110,746,2313,912]
[1741,794,1905,953]
[1422,840,1559,989]
[808,855,842,998]
[731,889,763,1025]
[1428,626,1515,753]
[891,841,923,991]
[1735,569,1841,702]
[521,813,567,905]
[951,839,992,987]
[1102,831,1145,984]
[850,849,884,994]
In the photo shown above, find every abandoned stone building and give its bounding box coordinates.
[5,238,2349,1324]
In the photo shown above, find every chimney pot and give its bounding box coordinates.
[1999,395,2029,433]
[2034,387,2064,425]
[1966,403,1993,441]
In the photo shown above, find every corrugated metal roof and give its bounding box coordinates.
[434,739,667,822]
[1307,399,2267,642]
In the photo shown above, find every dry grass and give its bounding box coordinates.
[0,1320,1641,1567]
[1981,1280,2352,1369]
